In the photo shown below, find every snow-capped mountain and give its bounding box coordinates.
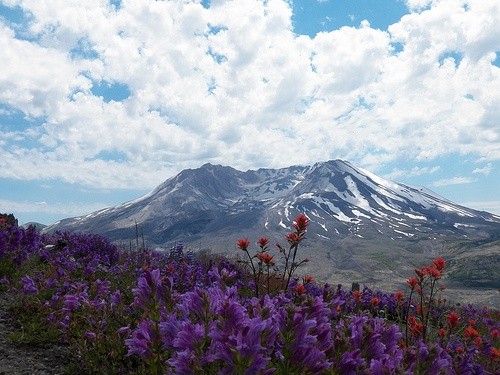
[47,159,500,243]
[46,160,500,304]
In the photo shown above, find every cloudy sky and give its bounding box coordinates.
[1,0,499,225]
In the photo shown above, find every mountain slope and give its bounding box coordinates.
[45,160,500,305]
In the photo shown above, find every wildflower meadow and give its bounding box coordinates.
[0,214,498,374]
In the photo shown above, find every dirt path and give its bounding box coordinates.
[0,293,70,375]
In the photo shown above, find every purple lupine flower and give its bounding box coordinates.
[132,268,171,309]
[338,348,365,374]
[125,319,155,357]
[63,294,80,311]
[20,275,38,294]
[94,279,111,296]
[44,278,59,288]
[86,331,97,340]
[404,339,452,375]
[110,290,121,307]
[59,315,70,330]
[167,321,214,373]
[286,310,330,373]
[159,314,181,350]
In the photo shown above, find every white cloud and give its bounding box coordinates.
[0,0,499,190]
[432,176,475,187]
[386,165,441,180]
[460,200,500,216]
[472,163,493,176]
[0,198,107,218]
[404,0,433,12]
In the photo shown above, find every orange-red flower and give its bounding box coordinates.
[416,304,423,315]
[429,267,442,279]
[295,284,306,295]
[433,257,446,271]
[352,290,362,302]
[257,252,275,265]
[463,325,479,339]
[447,312,460,329]
[293,213,309,233]
[370,297,380,308]
[303,274,315,284]
[257,237,269,249]
[407,277,418,288]
[237,238,250,251]
[491,347,500,359]
[286,232,302,246]
[438,328,447,337]
[408,316,423,336]
[395,291,405,304]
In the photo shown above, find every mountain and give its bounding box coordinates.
[45,160,500,306]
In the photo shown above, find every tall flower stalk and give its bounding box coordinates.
[277,213,309,292]
[405,257,446,343]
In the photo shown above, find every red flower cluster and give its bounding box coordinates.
[302,274,315,284]
[286,232,302,246]
[257,253,275,266]
[408,316,424,337]
[463,326,480,340]
[352,290,362,302]
[285,214,310,246]
[410,257,446,286]
[447,312,460,329]
[406,277,418,288]
[295,284,306,295]
[394,291,405,305]
[293,213,309,233]
[257,237,269,249]
[237,238,250,251]
[433,257,446,271]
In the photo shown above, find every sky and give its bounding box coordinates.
[0,0,499,225]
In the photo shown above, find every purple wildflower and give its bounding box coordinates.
[20,275,38,294]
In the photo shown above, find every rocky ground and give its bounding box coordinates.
[0,293,70,375]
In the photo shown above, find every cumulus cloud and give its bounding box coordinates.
[0,0,499,189]
[472,163,493,176]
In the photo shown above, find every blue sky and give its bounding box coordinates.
[0,0,499,225]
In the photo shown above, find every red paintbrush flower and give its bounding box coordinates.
[237,238,250,251]
[303,274,315,284]
[256,237,269,249]
[257,252,274,265]
[447,312,460,329]
[407,277,418,288]
[433,257,446,271]
[352,290,362,302]
[286,232,302,246]
[295,284,306,295]
[293,214,309,233]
